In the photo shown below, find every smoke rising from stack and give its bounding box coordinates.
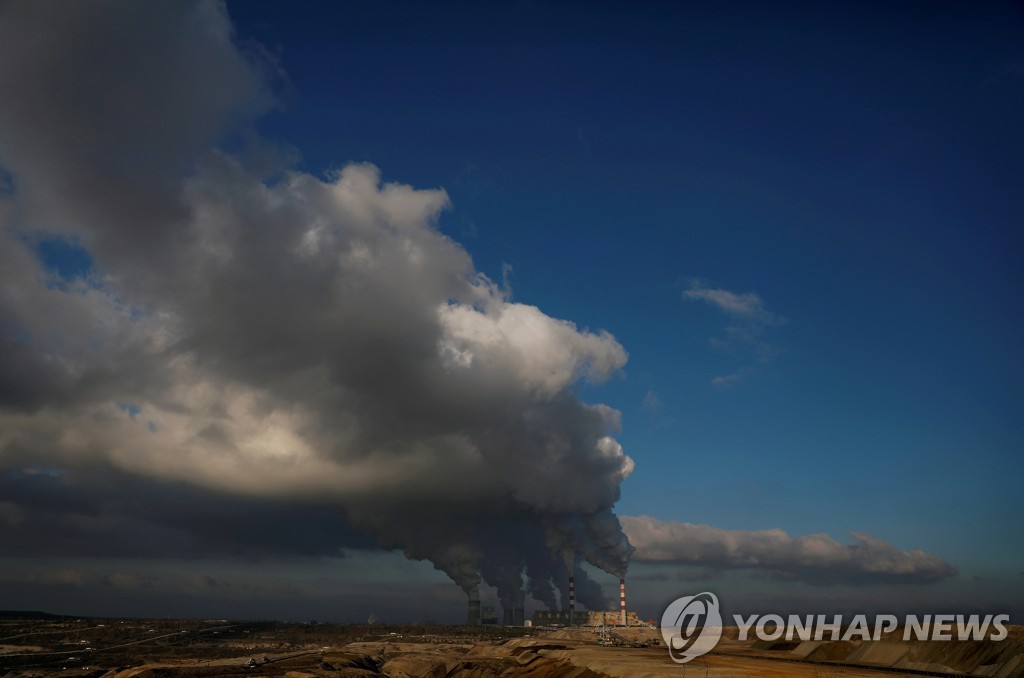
[0,0,635,616]
[566,565,609,612]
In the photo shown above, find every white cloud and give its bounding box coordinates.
[682,280,786,386]
[710,369,751,389]
[642,390,662,412]
[621,515,957,586]
[682,286,783,326]
[438,299,627,399]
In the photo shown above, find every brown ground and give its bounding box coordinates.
[1,618,1021,678]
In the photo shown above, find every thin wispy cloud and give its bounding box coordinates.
[683,280,786,387]
[682,286,782,325]
[640,389,676,429]
[709,369,751,390]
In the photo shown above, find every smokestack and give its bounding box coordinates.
[503,608,513,625]
[568,575,575,625]
[619,577,626,626]
[513,589,525,626]
[467,586,481,626]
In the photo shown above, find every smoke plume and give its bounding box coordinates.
[0,0,634,609]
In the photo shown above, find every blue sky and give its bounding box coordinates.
[231,1,1023,565]
[0,0,1021,622]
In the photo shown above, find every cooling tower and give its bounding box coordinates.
[514,587,526,626]
[467,585,481,626]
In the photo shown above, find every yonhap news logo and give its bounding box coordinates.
[660,592,1011,665]
[660,592,723,664]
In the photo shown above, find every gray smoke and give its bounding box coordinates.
[0,0,634,610]
[554,558,610,612]
[543,510,635,579]
[526,562,560,611]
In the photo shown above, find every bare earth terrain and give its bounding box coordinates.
[1,616,1021,678]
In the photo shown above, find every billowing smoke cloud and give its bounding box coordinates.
[0,0,633,609]
[621,516,957,586]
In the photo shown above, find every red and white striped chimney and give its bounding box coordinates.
[568,575,575,625]
[619,577,626,626]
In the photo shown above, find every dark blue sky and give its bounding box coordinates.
[228,0,1023,576]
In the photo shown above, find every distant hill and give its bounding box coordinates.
[0,610,78,620]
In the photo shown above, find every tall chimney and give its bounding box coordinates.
[513,589,525,626]
[568,575,575,626]
[619,577,626,626]
[467,586,481,626]
[502,607,513,625]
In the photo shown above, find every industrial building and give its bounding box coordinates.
[529,576,638,626]
[465,573,630,628]
[501,605,526,626]
[465,584,526,626]
[532,609,642,627]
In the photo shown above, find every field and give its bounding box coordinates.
[1,615,1021,678]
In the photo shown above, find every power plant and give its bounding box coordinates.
[532,609,642,627]
[465,573,636,627]
[468,588,526,627]
[501,589,526,626]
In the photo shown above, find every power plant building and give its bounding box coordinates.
[532,609,641,627]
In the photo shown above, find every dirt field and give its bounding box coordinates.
[1,617,1021,677]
